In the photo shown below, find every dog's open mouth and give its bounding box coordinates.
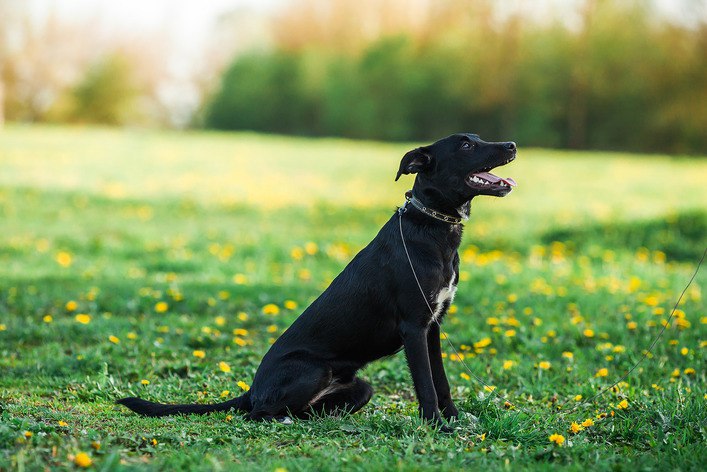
[466,171,516,188]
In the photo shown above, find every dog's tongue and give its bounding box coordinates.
[473,172,517,187]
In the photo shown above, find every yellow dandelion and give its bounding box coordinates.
[617,399,629,409]
[237,380,250,391]
[684,368,695,375]
[486,317,500,326]
[562,351,574,360]
[58,420,68,427]
[595,368,609,378]
[65,300,78,311]
[680,347,688,356]
[233,337,247,347]
[155,301,168,313]
[219,361,231,373]
[304,242,318,255]
[74,452,92,468]
[503,360,515,370]
[671,368,680,377]
[221,390,230,398]
[450,353,464,362]
[538,361,551,370]
[583,329,595,338]
[548,433,565,445]
[43,315,53,323]
[108,335,120,344]
[215,316,226,326]
[141,379,150,385]
[237,311,249,321]
[574,394,583,401]
[267,324,278,333]
[74,314,91,324]
[483,385,496,392]
[504,329,516,337]
[284,300,298,310]
[233,273,248,285]
[0,324,6,331]
[24,431,33,438]
[262,304,280,315]
[233,328,248,336]
[474,337,492,349]
[581,418,594,427]
[507,293,518,303]
[460,372,470,380]
[290,247,304,260]
[127,332,138,340]
[55,251,72,267]
[193,350,206,359]
[569,422,583,434]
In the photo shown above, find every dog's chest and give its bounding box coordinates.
[430,277,457,323]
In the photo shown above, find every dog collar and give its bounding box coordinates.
[401,191,465,224]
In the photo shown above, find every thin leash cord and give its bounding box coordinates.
[398,208,706,421]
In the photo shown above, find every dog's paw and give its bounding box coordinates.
[440,402,459,421]
[277,416,293,425]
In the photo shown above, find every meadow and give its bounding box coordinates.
[0,124,705,471]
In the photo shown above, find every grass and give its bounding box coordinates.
[0,124,705,470]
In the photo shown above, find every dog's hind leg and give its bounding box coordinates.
[301,377,373,418]
[248,361,333,421]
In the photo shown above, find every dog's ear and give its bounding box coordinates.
[395,147,432,181]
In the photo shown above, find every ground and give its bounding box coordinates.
[0,125,705,470]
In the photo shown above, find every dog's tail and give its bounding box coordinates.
[116,391,251,417]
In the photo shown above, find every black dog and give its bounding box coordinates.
[118,133,517,431]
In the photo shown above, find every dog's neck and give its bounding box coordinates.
[407,189,471,223]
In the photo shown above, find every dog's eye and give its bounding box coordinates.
[461,141,473,150]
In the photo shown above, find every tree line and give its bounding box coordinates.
[203,0,706,154]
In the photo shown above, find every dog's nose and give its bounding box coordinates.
[505,141,516,151]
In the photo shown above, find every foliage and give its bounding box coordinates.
[205,0,707,153]
[0,125,705,470]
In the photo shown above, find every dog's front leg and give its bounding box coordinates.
[401,322,450,431]
[426,322,458,421]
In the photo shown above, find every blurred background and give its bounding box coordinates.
[1,0,706,153]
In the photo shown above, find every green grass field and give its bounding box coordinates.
[1,124,705,470]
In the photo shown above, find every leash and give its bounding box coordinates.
[398,199,706,423]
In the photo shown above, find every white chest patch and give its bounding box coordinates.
[430,278,457,323]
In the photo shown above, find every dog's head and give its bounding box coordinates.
[396,133,516,211]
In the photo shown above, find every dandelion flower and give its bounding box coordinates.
[74,452,92,468]
[267,325,278,333]
[504,329,516,337]
[233,328,248,336]
[284,300,298,310]
[503,360,515,370]
[215,316,226,326]
[141,379,150,385]
[684,368,696,375]
[595,368,609,378]
[617,399,629,409]
[581,418,594,427]
[460,372,470,380]
[262,304,280,315]
[538,361,551,370]
[155,302,169,313]
[108,335,120,344]
[127,332,138,340]
[24,431,33,438]
[221,390,230,398]
[574,394,583,401]
[219,361,231,373]
[474,337,492,349]
[55,251,72,267]
[58,420,68,427]
[305,242,318,255]
[65,300,78,311]
[237,312,248,321]
[569,422,583,434]
[237,381,250,391]
[43,315,53,323]
[74,314,91,324]
[680,347,688,356]
[583,329,595,338]
[549,433,565,445]
[562,351,574,360]
[193,350,206,359]
[233,337,247,347]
